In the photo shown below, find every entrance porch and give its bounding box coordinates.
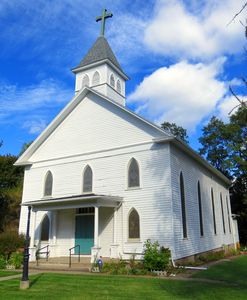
[22,193,123,263]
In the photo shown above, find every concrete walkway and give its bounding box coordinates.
[0,270,42,282]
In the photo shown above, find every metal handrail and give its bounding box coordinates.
[69,245,80,267]
[36,245,49,265]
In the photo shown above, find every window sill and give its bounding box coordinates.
[126,239,142,243]
[125,187,141,191]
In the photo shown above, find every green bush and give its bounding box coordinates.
[143,239,171,271]
[8,252,23,269]
[0,255,7,269]
[102,260,128,275]
[0,231,25,259]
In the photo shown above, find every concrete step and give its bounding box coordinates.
[29,263,91,272]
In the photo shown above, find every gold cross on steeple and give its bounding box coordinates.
[96,9,113,36]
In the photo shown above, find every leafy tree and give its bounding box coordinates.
[19,141,33,156]
[0,155,24,232]
[161,121,189,143]
[199,107,247,244]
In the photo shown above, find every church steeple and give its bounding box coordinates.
[72,9,129,106]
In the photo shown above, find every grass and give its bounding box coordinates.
[192,255,247,287]
[0,256,246,299]
[0,270,21,277]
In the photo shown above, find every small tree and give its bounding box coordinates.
[143,239,171,271]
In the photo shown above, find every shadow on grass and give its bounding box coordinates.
[30,273,44,288]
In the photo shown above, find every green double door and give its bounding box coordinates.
[75,215,94,254]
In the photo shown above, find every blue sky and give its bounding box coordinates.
[0,0,246,156]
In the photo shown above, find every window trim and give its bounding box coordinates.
[211,188,217,235]
[128,208,140,241]
[116,79,121,93]
[92,70,101,86]
[82,165,93,193]
[197,181,204,237]
[180,172,187,239]
[110,73,115,88]
[43,171,53,197]
[220,192,226,234]
[127,158,140,189]
[82,73,90,88]
[40,214,50,242]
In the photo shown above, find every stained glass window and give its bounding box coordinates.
[128,209,140,239]
[83,165,93,193]
[128,158,140,188]
[44,171,53,197]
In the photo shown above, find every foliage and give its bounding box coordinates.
[0,155,24,232]
[0,255,7,269]
[143,239,171,271]
[19,141,33,156]
[161,121,189,143]
[199,107,247,244]
[101,257,150,276]
[0,231,25,260]
[8,252,23,269]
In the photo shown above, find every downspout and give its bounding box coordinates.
[171,256,207,270]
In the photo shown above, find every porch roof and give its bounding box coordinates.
[22,193,123,211]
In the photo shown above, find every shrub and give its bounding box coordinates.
[0,231,25,259]
[143,239,171,271]
[8,252,23,269]
[0,255,7,269]
[102,260,128,275]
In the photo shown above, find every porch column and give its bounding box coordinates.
[30,210,36,248]
[52,211,57,245]
[94,206,99,247]
[110,207,120,258]
[113,208,117,244]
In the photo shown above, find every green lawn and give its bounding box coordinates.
[192,255,247,287]
[0,270,21,277]
[0,256,246,299]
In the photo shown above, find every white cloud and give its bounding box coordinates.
[22,119,47,134]
[144,0,245,60]
[0,79,72,133]
[128,58,228,130]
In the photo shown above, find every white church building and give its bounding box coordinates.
[16,11,239,263]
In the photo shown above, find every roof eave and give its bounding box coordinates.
[153,137,231,186]
[71,59,129,80]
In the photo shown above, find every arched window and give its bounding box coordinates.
[110,74,115,87]
[211,188,217,234]
[220,193,226,234]
[116,80,121,93]
[180,172,187,238]
[128,158,140,188]
[83,165,93,193]
[128,208,140,239]
[44,171,53,197]
[197,181,204,236]
[82,74,89,87]
[92,71,100,86]
[226,196,231,233]
[40,215,50,241]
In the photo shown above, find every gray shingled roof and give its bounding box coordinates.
[74,36,124,73]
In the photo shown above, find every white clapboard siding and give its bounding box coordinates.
[170,144,234,260]
[30,92,163,162]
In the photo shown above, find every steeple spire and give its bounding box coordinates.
[96,9,113,36]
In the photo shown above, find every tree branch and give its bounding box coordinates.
[227,2,247,26]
